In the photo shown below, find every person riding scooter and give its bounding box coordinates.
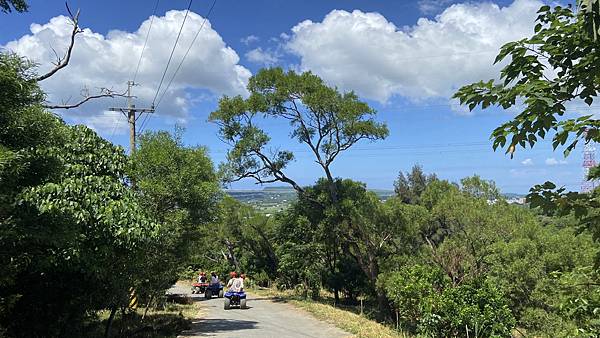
[227,272,244,292]
[210,272,219,285]
[198,272,207,283]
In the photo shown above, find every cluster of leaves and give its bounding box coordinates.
[419,279,515,338]
[0,0,27,13]
[454,4,600,158]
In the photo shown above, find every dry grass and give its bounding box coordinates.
[93,296,203,337]
[250,287,411,338]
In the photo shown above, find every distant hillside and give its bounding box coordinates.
[503,193,526,199]
[226,186,395,213]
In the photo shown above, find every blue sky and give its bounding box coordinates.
[1,0,585,193]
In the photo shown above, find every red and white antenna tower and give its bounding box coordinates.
[581,129,598,193]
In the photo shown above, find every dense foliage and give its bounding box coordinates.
[0,0,27,13]
[0,53,220,337]
[0,53,161,336]
[202,170,598,337]
[454,3,600,259]
[129,129,221,298]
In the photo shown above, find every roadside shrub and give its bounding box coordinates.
[253,270,271,287]
[383,266,515,337]
[419,279,515,338]
[178,266,198,281]
[382,264,447,331]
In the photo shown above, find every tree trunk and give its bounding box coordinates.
[333,251,340,305]
[224,238,240,271]
[104,306,117,338]
[141,294,154,321]
[345,240,392,320]
[323,166,338,203]
[333,287,339,303]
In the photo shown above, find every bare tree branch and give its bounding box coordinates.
[43,87,127,110]
[35,3,82,82]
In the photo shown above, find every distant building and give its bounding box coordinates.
[507,197,526,205]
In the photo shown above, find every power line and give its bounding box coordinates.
[109,0,160,140]
[132,0,161,83]
[207,141,562,156]
[155,0,217,110]
[137,110,151,136]
[152,0,193,106]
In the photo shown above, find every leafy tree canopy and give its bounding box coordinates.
[210,67,388,196]
[394,164,438,204]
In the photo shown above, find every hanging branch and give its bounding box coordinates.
[35,2,82,82]
[43,87,128,110]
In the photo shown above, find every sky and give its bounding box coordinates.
[0,0,588,193]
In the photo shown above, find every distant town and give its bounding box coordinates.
[227,186,526,214]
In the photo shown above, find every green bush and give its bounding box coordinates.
[383,266,515,337]
[419,279,515,338]
[382,264,447,331]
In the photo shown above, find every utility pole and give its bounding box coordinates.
[109,81,155,155]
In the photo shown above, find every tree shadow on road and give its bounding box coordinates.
[246,296,279,302]
[182,318,259,336]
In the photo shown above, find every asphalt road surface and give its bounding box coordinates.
[171,284,349,338]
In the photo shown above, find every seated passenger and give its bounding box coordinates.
[210,272,219,284]
[227,272,244,292]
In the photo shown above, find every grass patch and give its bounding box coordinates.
[88,297,202,337]
[250,287,411,338]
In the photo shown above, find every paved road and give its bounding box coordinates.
[171,284,349,338]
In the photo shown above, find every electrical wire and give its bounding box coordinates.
[132,0,161,83]
[152,0,193,106]
[155,0,217,110]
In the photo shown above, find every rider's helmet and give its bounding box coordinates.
[230,271,237,278]
[200,272,206,276]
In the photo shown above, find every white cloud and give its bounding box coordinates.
[418,0,454,15]
[3,11,251,134]
[241,35,259,45]
[246,47,280,66]
[545,157,568,166]
[521,158,534,166]
[510,167,548,178]
[286,0,542,103]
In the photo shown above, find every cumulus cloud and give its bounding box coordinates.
[521,158,534,166]
[545,157,568,166]
[246,47,280,66]
[3,11,251,134]
[286,0,542,103]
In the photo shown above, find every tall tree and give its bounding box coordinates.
[210,67,388,309]
[0,53,162,336]
[210,67,388,203]
[394,164,437,204]
[129,129,221,296]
